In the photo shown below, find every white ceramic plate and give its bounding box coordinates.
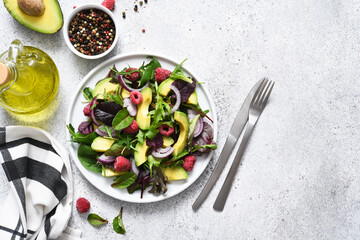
[66,53,218,203]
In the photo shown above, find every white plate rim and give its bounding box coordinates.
[66,52,218,203]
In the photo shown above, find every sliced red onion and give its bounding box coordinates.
[151,146,174,158]
[131,158,140,176]
[187,109,204,137]
[98,154,116,164]
[90,97,101,126]
[170,85,181,114]
[95,125,117,138]
[123,97,137,116]
[118,75,149,92]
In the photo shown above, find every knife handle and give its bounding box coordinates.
[213,124,254,211]
[192,135,237,210]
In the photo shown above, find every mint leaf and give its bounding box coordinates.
[87,214,108,226]
[112,109,134,130]
[111,172,137,188]
[113,207,126,234]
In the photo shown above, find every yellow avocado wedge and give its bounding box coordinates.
[134,140,150,166]
[91,136,115,152]
[4,0,63,34]
[162,166,188,181]
[136,87,152,130]
[172,111,190,156]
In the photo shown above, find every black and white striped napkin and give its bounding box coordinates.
[0,126,81,240]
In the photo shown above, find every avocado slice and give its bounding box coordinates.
[93,77,119,100]
[4,0,63,34]
[172,111,190,156]
[163,136,174,147]
[121,88,130,99]
[102,167,125,177]
[158,79,175,97]
[162,166,188,181]
[134,140,150,166]
[91,136,115,152]
[136,87,152,130]
[186,91,198,105]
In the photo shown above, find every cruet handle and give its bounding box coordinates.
[7,39,25,63]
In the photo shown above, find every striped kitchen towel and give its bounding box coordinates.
[0,126,81,240]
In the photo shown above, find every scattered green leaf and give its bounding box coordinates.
[113,207,126,234]
[87,213,108,226]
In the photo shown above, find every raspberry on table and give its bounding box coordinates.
[76,197,90,213]
[154,67,171,83]
[130,91,143,105]
[114,156,131,172]
[159,124,174,136]
[123,120,139,134]
[183,155,196,171]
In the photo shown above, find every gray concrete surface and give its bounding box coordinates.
[1,0,360,239]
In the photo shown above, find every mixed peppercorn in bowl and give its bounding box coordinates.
[63,4,119,59]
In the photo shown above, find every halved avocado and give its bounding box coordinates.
[91,136,115,152]
[93,77,119,100]
[158,79,174,97]
[172,111,190,156]
[136,87,152,130]
[162,166,188,181]
[4,0,63,34]
[134,140,150,166]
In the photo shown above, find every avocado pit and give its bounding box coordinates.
[17,0,45,16]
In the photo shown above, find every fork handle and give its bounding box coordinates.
[213,122,255,211]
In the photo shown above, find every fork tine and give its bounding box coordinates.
[252,78,268,105]
[260,81,275,108]
[258,80,272,106]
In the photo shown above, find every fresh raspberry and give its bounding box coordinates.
[154,68,171,83]
[183,155,196,171]
[124,68,140,81]
[159,124,174,136]
[123,120,139,134]
[83,103,91,117]
[76,197,90,213]
[130,91,143,105]
[101,0,115,10]
[114,156,131,171]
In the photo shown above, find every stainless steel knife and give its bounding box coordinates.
[192,78,265,210]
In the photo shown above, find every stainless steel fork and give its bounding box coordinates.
[213,79,275,211]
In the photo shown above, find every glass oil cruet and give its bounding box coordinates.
[0,39,59,114]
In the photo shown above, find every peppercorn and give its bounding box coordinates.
[68,8,116,56]
[122,11,126,19]
[140,1,143,6]
[144,0,148,3]
[134,5,138,11]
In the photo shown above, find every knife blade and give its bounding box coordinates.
[192,78,265,210]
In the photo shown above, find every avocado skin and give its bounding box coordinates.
[3,0,63,34]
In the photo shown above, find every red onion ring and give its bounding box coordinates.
[170,85,181,114]
[131,158,140,175]
[118,75,149,92]
[123,97,137,116]
[151,146,174,158]
[188,109,204,138]
[95,125,117,138]
[98,154,116,164]
[90,97,101,126]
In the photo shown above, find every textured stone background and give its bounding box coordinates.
[1,0,360,239]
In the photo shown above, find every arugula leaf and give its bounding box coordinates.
[112,109,134,130]
[170,59,192,83]
[109,65,120,84]
[67,124,97,145]
[77,144,102,173]
[113,207,126,234]
[150,94,171,125]
[147,155,162,177]
[111,172,137,188]
[136,130,145,145]
[165,150,189,167]
[145,125,159,140]
[115,133,134,150]
[191,144,217,152]
[82,87,94,101]
[140,57,161,86]
[87,214,108,226]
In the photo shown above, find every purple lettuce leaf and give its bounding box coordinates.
[192,122,215,153]
[78,121,94,135]
[94,102,122,126]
